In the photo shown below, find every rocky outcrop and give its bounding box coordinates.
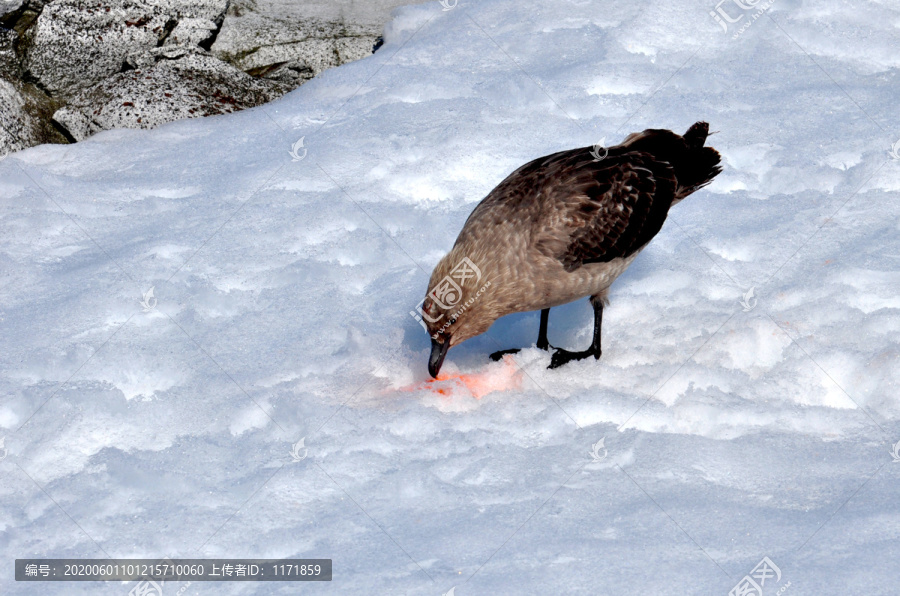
[0,78,34,153]
[0,77,66,153]
[210,0,383,85]
[23,0,229,98]
[0,25,65,154]
[0,0,422,158]
[53,47,287,141]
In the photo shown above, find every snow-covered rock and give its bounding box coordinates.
[52,48,286,141]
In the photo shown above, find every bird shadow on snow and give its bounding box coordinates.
[404,298,597,377]
[487,300,595,353]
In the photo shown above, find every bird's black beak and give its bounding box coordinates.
[428,338,449,378]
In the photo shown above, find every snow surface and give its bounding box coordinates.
[2,0,900,594]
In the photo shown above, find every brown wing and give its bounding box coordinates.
[457,123,721,273]
[455,147,679,272]
[530,150,678,272]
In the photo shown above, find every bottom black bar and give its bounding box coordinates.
[16,559,332,581]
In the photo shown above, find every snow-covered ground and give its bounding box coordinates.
[2,0,899,594]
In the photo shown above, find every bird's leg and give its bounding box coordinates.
[536,308,550,350]
[549,298,603,369]
[489,309,553,361]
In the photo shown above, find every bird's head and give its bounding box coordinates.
[422,252,496,378]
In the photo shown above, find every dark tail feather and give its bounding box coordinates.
[676,121,722,199]
[683,121,710,150]
[620,121,722,200]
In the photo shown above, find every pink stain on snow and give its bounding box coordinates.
[406,355,522,399]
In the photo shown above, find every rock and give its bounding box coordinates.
[25,0,167,97]
[335,36,379,65]
[219,28,380,83]
[4,1,45,58]
[210,0,415,87]
[1,27,65,157]
[237,35,376,81]
[0,75,65,156]
[52,49,287,141]
[251,60,314,87]
[0,27,18,79]
[235,37,346,78]
[0,77,32,155]
[24,0,228,98]
[124,49,160,71]
[0,0,26,25]
[164,17,219,48]
[3,0,425,154]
